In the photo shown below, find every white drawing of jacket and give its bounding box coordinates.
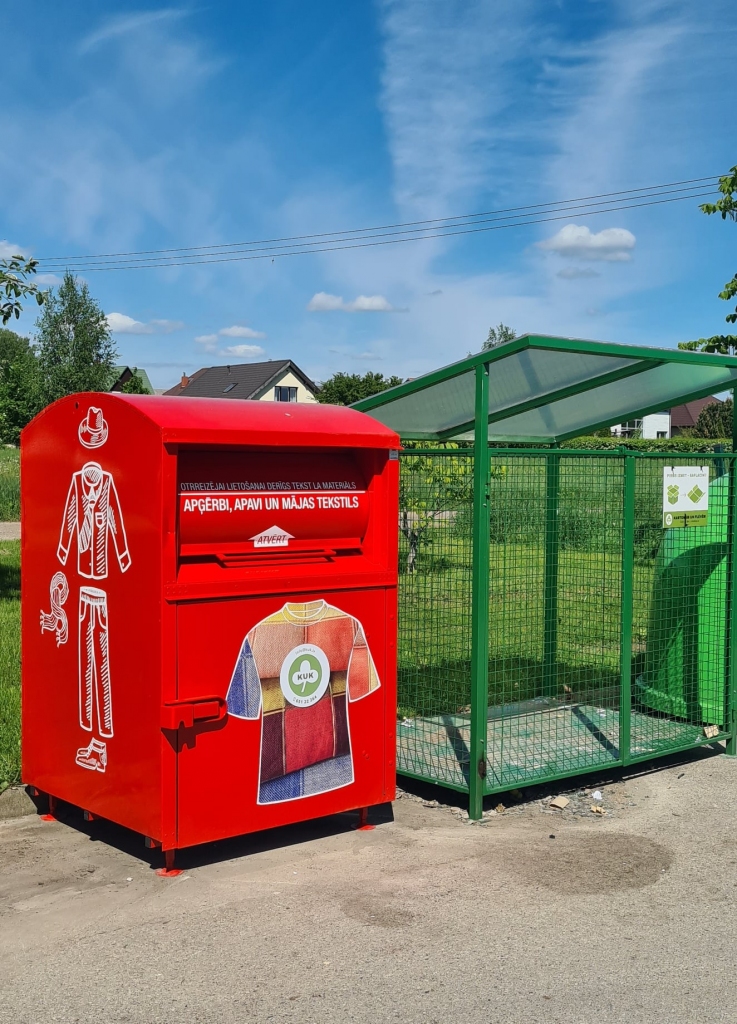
[57,462,131,580]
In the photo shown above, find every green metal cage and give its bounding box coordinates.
[355,335,737,818]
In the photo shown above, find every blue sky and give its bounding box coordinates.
[1,1,735,389]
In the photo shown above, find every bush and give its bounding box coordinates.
[561,436,732,453]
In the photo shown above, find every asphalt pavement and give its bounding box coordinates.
[1,749,736,1023]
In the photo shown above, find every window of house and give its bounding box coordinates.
[275,386,297,402]
[657,431,667,439]
[223,383,238,393]
[620,419,643,438]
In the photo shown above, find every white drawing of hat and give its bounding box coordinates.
[78,407,108,449]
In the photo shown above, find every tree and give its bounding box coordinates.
[695,398,733,438]
[483,323,517,350]
[0,254,47,325]
[700,165,737,324]
[120,368,150,394]
[34,272,118,405]
[398,445,505,573]
[0,328,41,444]
[399,450,474,573]
[317,371,402,406]
[0,327,34,365]
[678,335,737,356]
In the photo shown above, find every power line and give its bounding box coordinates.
[39,182,716,269]
[43,192,717,272]
[35,178,719,273]
[37,175,717,263]
[50,192,717,272]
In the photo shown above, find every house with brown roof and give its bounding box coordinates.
[611,396,721,438]
[669,396,720,435]
[164,359,318,403]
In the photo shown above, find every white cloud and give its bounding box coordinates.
[35,273,63,286]
[556,267,601,280]
[218,325,266,339]
[378,0,537,218]
[107,313,149,334]
[221,344,265,359]
[307,292,399,313]
[79,10,187,54]
[537,225,636,262]
[195,326,267,358]
[307,292,345,312]
[0,240,28,259]
[545,13,686,204]
[195,326,266,354]
[0,4,226,263]
[351,295,398,312]
[107,312,184,334]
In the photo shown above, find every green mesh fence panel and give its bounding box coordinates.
[396,451,474,789]
[397,449,735,796]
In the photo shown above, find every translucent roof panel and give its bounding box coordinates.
[485,362,737,442]
[377,369,476,438]
[354,336,737,442]
[367,347,639,438]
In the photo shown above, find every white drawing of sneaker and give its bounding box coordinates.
[75,738,108,773]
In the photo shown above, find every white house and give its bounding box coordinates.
[610,397,721,439]
[164,359,318,403]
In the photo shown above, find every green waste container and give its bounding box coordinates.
[636,473,728,726]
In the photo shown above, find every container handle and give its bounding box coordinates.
[161,696,227,730]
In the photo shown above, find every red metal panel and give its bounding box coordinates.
[114,394,399,450]
[175,588,395,848]
[22,395,166,839]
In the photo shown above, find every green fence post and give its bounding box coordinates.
[543,452,560,698]
[619,455,635,765]
[469,362,491,819]
[726,393,737,755]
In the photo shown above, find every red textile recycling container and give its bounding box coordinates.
[21,394,399,855]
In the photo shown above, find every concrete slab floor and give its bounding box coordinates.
[1,750,737,1024]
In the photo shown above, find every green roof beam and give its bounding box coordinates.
[524,334,737,368]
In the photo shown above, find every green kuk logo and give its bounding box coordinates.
[280,643,331,708]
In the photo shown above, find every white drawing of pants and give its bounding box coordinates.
[79,587,113,738]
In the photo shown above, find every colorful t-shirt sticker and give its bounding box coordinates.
[226,600,380,804]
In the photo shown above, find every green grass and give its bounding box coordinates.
[0,448,20,521]
[395,450,684,721]
[0,541,20,788]
[397,535,655,719]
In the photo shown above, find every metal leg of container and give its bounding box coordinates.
[354,807,375,831]
[41,794,59,821]
[156,848,183,877]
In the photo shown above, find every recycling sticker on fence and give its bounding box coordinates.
[662,465,709,528]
